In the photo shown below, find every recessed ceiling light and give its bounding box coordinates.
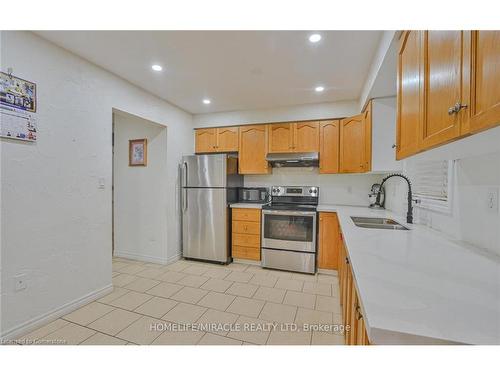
[315,86,325,92]
[151,64,163,72]
[203,99,211,104]
[309,34,322,43]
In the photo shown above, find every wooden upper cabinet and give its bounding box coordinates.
[318,212,340,270]
[420,31,466,150]
[319,119,340,173]
[397,30,422,160]
[238,125,270,174]
[466,31,500,134]
[216,126,239,152]
[340,114,368,173]
[268,122,320,153]
[294,121,320,152]
[363,101,373,172]
[268,123,294,152]
[195,127,239,153]
[195,128,217,153]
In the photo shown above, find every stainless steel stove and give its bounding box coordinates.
[261,186,319,274]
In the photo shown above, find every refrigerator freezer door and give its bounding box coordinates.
[182,154,226,188]
[182,188,229,262]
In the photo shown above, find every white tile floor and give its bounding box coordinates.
[17,257,345,345]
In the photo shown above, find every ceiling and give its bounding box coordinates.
[36,31,383,114]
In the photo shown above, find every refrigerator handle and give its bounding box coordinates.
[182,161,188,212]
[183,161,188,187]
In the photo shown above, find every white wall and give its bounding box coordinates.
[113,112,168,263]
[384,132,500,256]
[371,97,401,172]
[193,100,359,128]
[245,168,383,206]
[0,31,193,338]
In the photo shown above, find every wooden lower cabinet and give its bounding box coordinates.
[232,208,261,261]
[317,212,340,270]
[338,231,370,345]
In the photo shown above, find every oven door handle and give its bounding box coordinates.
[262,210,316,216]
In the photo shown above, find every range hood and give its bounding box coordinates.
[266,152,319,167]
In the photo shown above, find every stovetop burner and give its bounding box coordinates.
[264,185,319,212]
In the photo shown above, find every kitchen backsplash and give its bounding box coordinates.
[384,151,500,256]
[244,167,385,206]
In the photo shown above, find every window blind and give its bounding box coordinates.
[408,160,450,202]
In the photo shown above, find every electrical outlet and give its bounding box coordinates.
[14,274,27,292]
[486,188,499,213]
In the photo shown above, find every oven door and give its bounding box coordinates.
[262,210,317,252]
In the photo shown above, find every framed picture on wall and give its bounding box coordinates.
[129,138,147,166]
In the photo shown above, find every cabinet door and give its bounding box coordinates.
[195,128,217,153]
[294,121,319,152]
[318,212,340,270]
[363,101,372,171]
[268,123,293,152]
[217,127,239,152]
[319,120,340,173]
[338,233,345,304]
[420,31,466,149]
[340,114,366,173]
[344,263,353,344]
[238,125,270,174]
[397,30,422,160]
[466,31,500,134]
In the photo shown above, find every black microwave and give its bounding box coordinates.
[238,187,268,203]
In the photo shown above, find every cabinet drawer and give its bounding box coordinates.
[232,233,260,248]
[232,246,261,261]
[232,208,261,222]
[232,220,260,235]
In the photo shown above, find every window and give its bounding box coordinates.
[406,159,454,214]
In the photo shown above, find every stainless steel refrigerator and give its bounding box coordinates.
[181,154,243,263]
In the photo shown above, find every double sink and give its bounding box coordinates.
[351,216,409,230]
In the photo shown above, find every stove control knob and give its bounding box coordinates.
[309,187,317,194]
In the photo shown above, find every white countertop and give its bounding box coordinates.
[230,203,264,209]
[318,204,500,345]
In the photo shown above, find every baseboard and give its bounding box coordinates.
[317,268,338,276]
[0,284,113,342]
[232,258,261,266]
[114,251,171,265]
[167,252,182,264]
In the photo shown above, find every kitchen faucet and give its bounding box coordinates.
[375,173,414,224]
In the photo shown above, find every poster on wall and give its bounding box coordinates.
[0,71,38,142]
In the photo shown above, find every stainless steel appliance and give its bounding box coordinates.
[261,186,319,274]
[266,152,319,167]
[181,154,243,263]
[238,187,269,203]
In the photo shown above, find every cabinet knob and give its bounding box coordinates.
[448,102,468,115]
[392,144,396,149]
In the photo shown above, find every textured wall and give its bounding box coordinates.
[113,112,169,263]
[0,31,193,337]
